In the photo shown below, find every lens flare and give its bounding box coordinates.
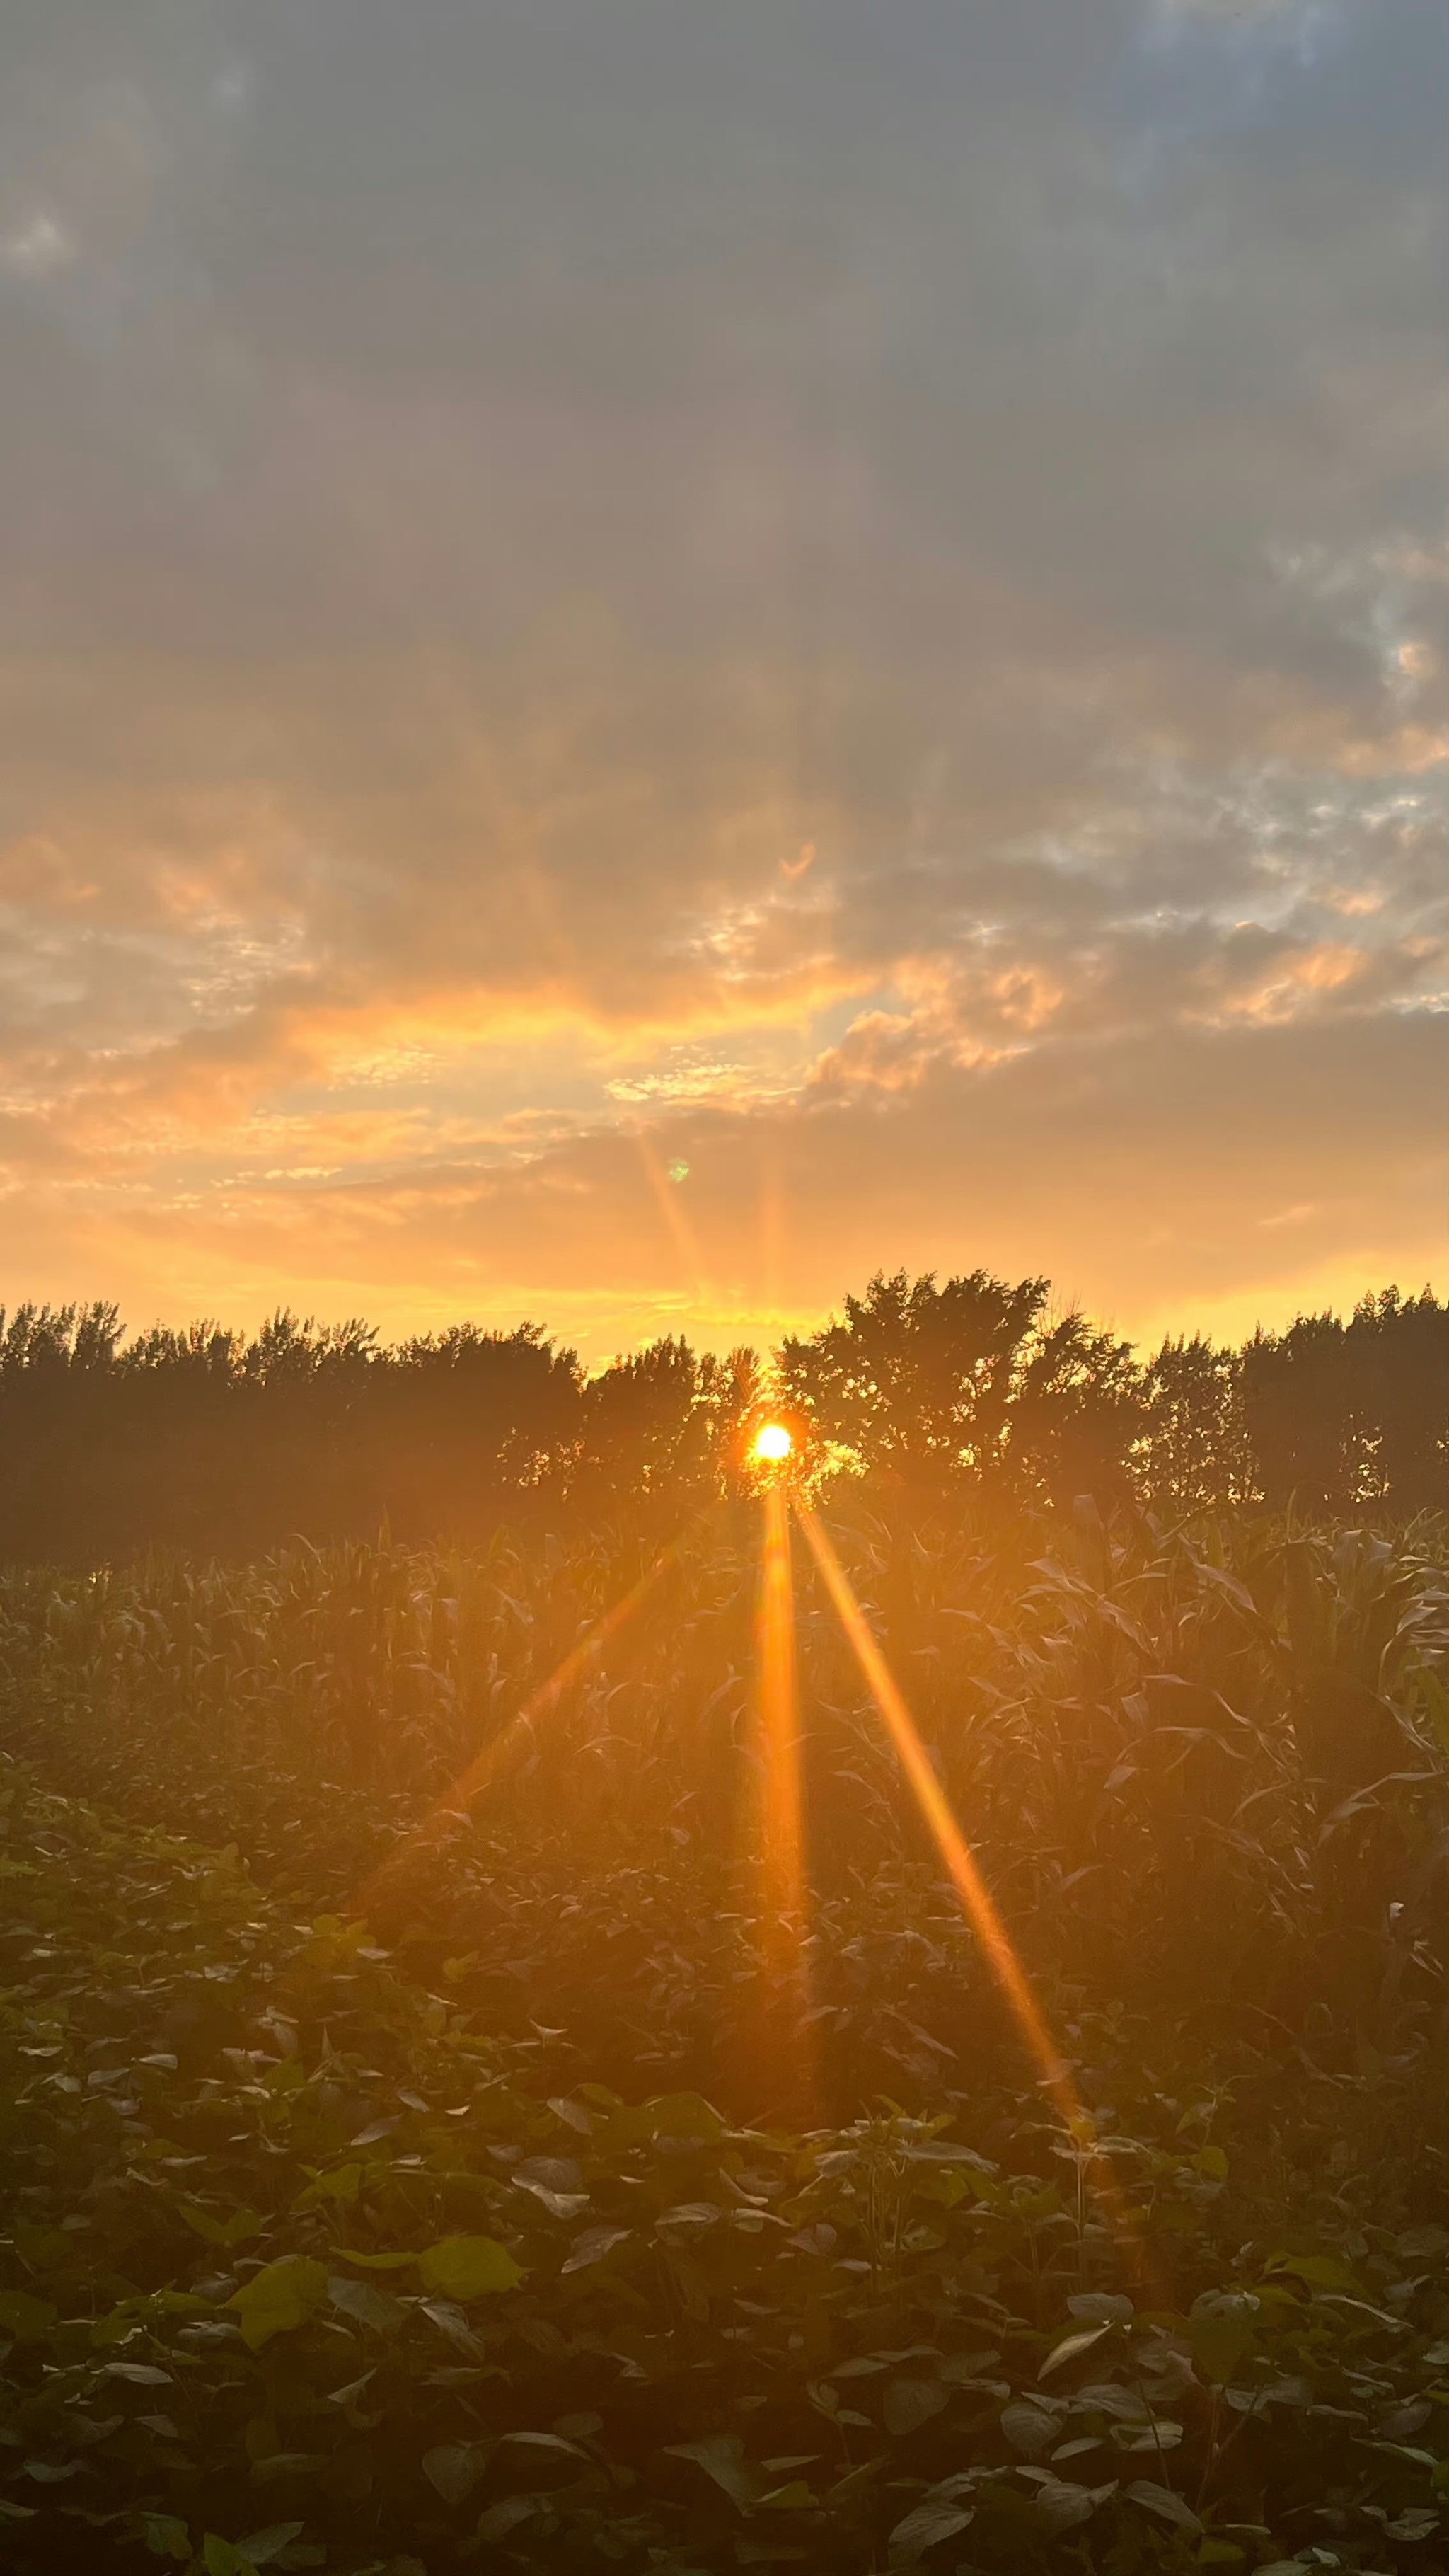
[736,1485,816,2117]
[753,1421,794,1464]
[636,1130,713,1306]
[757,1496,809,1918]
[795,1502,1148,2277]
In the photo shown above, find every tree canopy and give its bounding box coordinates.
[0,1272,1443,1563]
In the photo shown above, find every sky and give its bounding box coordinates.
[1,0,1445,1367]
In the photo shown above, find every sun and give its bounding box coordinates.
[752,1421,794,1465]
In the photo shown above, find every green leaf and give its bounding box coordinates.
[418,2297,485,2358]
[497,2430,587,2463]
[248,2454,327,2486]
[416,2235,522,2301]
[561,2225,633,2274]
[475,2498,537,2544]
[232,2529,305,2568]
[328,2274,407,2333]
[180,2200,265,2248]
[293,2165,363,2213]
[1067,2293,1133,2325]
[883,2376,949,2436]
[1114,2418,1183,2454]
[1125,2480,1203,2534]
[665,2434,758,2512]
[331,2247,415,2271]
[758,2481,816,2509]
[887,2498,976,2565]
[1032,2478,1104,2533]
[139,2513,192,2561]
[203,2542,255,2576]
[1000,2400,1057,2457]
[422,2443,485,2505]
[226,2257,329,2352]
[1191,2294,1257,2387]
[1039,2323,1113,2377]
[644,2089,727,2139]
[1263,2251,1363,2296]
[605,2091,725,2148]
[0,2289,57,2342]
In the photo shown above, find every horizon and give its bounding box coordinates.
[4,1262,1443,1376]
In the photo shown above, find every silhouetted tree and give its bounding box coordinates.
[1242,1311,1365,1516]
[1239,1291,1449,1517]
[779,1270,1142,1506]
[0,1304,583,1562]
[0,1303,126,1562]
[1010,1312,1145,1509]
[1344,1288,1449,1515]
[1138,1335,1257,1515]
[573,1338,760,1529]
[0,1277,1442,1565]
[381,1324,584,1541]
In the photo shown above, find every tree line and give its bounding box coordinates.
[0,1271,1444,1565]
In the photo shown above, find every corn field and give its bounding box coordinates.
[3,1500,1449,2574]
[4,1504,1447,2046]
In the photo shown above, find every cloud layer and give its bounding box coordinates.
[1,0,1444,1357]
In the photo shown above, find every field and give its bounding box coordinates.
[2,1498,1449,2575]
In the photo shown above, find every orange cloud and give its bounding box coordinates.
[0,0,1443,1358]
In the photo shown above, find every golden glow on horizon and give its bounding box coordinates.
[752,1420,794,1463]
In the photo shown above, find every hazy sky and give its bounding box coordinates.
[1,0,1445,1362]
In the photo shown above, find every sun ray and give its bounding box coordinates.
[356,1544,679,1923]
[635,1128,715,1311]
[756,1485,808,1938]
[795,1501,1148,2275]
[758,1141,785,1316]
[741,1484,817,2117]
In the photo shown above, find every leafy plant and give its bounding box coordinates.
[2,1493,1448,2570]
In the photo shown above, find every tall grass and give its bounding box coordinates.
[4,1502,1446,2107]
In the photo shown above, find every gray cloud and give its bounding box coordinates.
[0,0,1443,1335]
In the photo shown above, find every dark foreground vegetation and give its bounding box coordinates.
[1,1272,1447,1563]
[2,1478,1449,2575]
